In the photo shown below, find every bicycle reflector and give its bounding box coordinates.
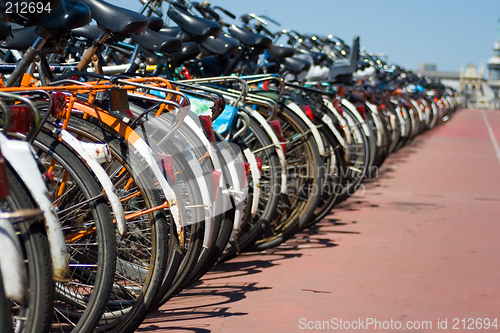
[200,115,216,142]
[356,104,366,119]
[8,105,32,134]
[301,105,314,121]
[337,85,345,97]
[242,161,250,188]
[211,169,222,202]
[157,153,176,185]
[0,147,10,199]
[52,91,67,119]
[269,120,287,154]
[333,98,343,115]
[255,156,263,174]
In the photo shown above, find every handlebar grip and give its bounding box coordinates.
[202,4,220,21]
[214,6,236,19]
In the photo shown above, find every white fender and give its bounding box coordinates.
[247,109,288,194]
[0,133,70,281]
[285,102,326,156]
[133,138,184,244]
[341,98,372,138]
[365,102,384,147]
[243,148,261,218]
[322,96,353,145]
[58,130,127,237]
[184,150,213,249]
[0,218,29,304]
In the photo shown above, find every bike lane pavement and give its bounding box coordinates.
[139,108,500,333]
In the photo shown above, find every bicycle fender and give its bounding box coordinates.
[0,134,70,281]
[285,101,326,156]
[58,129,127,237]
[184,150,213,249]
[322,96,353,145]
[341,98,372,138]
[73,102,185,246]
[365,102,384,147]
[0,218,29,304]
[247,109,288,194]
[184,116,225,189]
[243,148,261,218]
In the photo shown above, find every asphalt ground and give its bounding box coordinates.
[139,108,500,333]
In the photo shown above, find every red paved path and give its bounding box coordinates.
[139,109,500,333]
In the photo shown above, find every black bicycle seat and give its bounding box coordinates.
[202,34,239,56]
[299,49,328,65]
[131,28,182,53]
[71,24,103,41]
[167,5,221,39]
[0,26,37,49]
[0,22,11,40]
[267,45,295,61]
[38,0,91,32]
[158,26,182,38]
[227,25,272,49]
[148,16,164,32]
[283,57,311,74]
[171,42,201,66]
[80,0,148,35]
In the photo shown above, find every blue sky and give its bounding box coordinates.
[119,0,499,73]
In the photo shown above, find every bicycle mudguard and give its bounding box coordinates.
[57,129,127,237]
[0,217,29,304]
[321,96,353,146]
[218,141,245,233]
[73,102,185,245]
[0,133,70,281]
[245,108,288,194]
[141,116,214,248]
[410,99,425,123]
[243,148,260,218]
[284,101,327,156]
[184,116,225,189]
[341,98,372,139]
[365,102,384,147]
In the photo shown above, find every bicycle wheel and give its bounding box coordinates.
[337,106,369,202]
[32,130,116,333]
[3,164,54,333]
[252,103,324,250]
[54,116,172,333]
[0,270,12,333]
[305,122,347,227]
[222,113,282,258]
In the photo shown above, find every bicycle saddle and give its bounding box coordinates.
[171,42,201,66]
[298,49,328,65]
[202,34,239,56]
[283,57,311,74]
[0,22,11,40]
[158,26,182,38]
[131,28,182,53]
[227,25,272,49]
[167,5,221,39]
[1,26,38,49]
[38,0,90,32]
[266,45,295,62]
[71,25,103,41]
[80,0,148,35]
[148,16,164,32]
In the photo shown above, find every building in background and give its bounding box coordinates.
[414,23,500,109]
[486,39,500,102]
